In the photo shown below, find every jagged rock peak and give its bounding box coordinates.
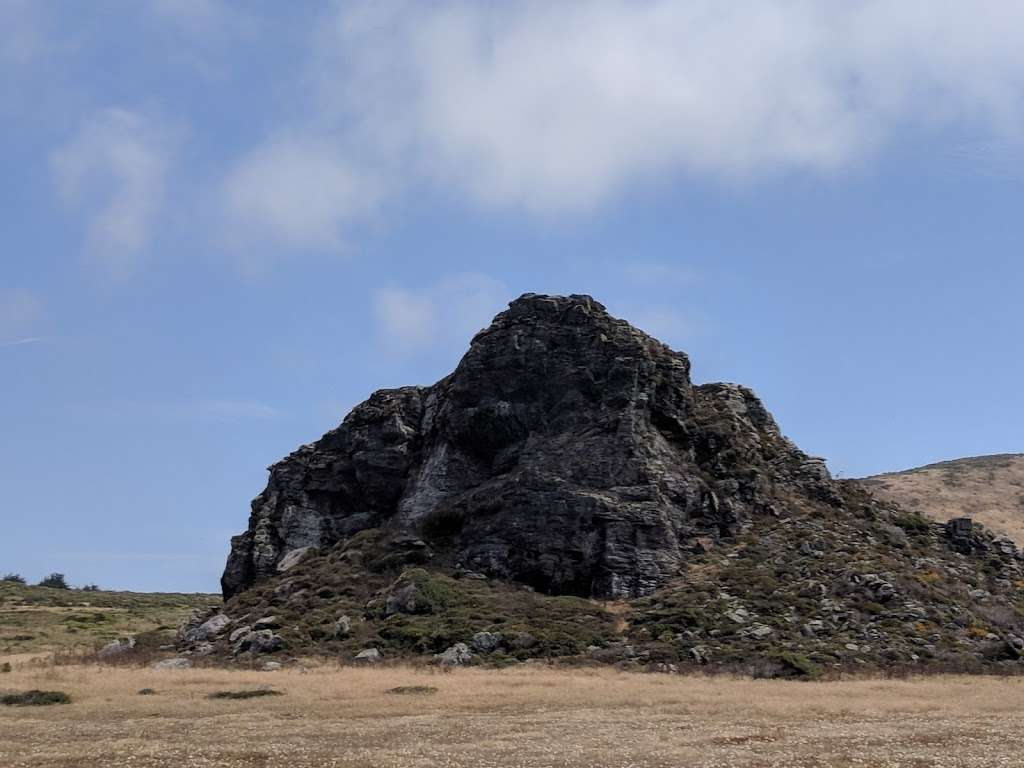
[222,293,830,601]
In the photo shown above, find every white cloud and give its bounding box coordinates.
[0,289,43,344]
[229,0,1024,246]
[223,138,381,250]
[50,108,172,274]
[373,274,509,351]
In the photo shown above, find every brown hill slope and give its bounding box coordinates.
[861,454,1024,543]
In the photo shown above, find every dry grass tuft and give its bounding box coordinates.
[207,688,282,700]
[385,685,438,695]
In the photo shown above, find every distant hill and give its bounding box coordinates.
[861,454,1024,543]
[0,582,219,656]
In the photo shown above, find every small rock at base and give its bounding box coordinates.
[152,658,192,671]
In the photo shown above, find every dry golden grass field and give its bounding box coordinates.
[2,660,1024,767]
[862,454,1024,544]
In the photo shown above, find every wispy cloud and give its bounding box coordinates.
[0,336,47,348]
[223,137,382,251]
[50,108,175,275]
[222,1,1024,247]
[373,274,509,351]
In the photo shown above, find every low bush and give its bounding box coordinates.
[1,690,71,706]
[386,685,438,695]
[208,689,282,700]
[37,573,70,590]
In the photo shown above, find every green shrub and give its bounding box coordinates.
[894,512,931,534]
[1,573,26,584]
[771,652,821,679]
[38,573,70,590]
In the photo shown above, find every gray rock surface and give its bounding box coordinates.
[223,294,833,600]
[98,637,136,659]
[435,643,473,666]
[333,615,352,639]
[471,631,503,654]
[354,648,381,663]
[185,613,231,644]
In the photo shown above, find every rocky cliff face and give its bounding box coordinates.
[223,293,834,600]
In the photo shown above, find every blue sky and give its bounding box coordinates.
[2,1,1023,592]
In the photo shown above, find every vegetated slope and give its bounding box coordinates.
[861,454,1024,544]
[181,295,1024,676]
[0,582,219,655]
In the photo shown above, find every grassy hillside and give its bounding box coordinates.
[861,454,1024,543]
[0,582,220,656]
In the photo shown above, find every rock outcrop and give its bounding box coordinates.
[223,294,833,601]
[203,293,1024,675]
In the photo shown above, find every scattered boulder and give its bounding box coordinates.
[98,637,136,659]
[435,643,473,666]
[276,546,315,573]
[229,626,252,644]
[232,629,283,655]
[333,615,352,639]
[261,661,283,672]
[191,642,216,656]
[253,616,281,630]
[1007,635,1024,658]
[152,658,192,671]
[354,648,382,664]
[689,646,710,665]
[382,574,429,616]
[470,631,503,654]
[185,613,232,644]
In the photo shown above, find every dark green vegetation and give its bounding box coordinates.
[0,581,219,655]
[208,689,282,700]
[37,573,70,590]
[1,690,71,706]
[137,688,157,695]
[386,685,438,695]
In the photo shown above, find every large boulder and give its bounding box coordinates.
[184,613,232,644]
[435,643,473,666]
